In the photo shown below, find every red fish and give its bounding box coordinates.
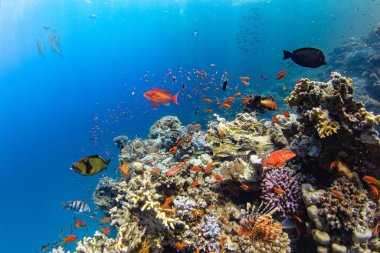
[191,178,200,188]
[262,149,297,168]
[363,176,380,187]
[62,235,77,243]
[276,70,287,80]
[240,184,249,191]
[101,227,111,235]
[75,219,86,229]
[205,109,213,113]
[271,115,280,124]
[152,168,161,174]
[282,111,290,117]
[212,173,224,182]
[220,103,231,109]
[166,163,186,176]
[273,186,285,195]
[143,87,179,107]
[100,217,110,223]
[330,190,345,200]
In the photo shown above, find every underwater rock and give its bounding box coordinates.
[312,229,330,246]
[331,243,347,253]
[113,135,128,149]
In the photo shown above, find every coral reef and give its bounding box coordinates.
[302,178,380,252]
[70,72,380,253]
[328,23,380,111]
[261,168,302,217]
[285,72,380,177]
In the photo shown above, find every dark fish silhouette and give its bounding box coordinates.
[222,79,228,91]
[283,48,326,68]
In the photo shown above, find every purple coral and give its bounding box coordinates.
[261,168,302,217]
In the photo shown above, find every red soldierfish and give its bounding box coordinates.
[143,87,179,107]
[262,150,297,168]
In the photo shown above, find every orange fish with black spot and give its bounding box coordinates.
[143,87,179,107]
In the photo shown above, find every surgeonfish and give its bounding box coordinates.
[70,154,110,176]
[283,48,326,68]
[62,200,91,213]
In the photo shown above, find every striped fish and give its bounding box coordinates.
[62,200,91,213]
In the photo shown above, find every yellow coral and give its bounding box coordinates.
[307,108,340,138]
[138,238,151,253]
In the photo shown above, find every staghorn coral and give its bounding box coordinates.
[261,168,302,218]
[285,72,380,177]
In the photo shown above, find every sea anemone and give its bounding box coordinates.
[261,168,302,217]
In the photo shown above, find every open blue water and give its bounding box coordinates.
[1,0,379,252]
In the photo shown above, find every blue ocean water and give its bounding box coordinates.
[0,0,379,252]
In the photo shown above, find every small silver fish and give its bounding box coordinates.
[62,200,90,213]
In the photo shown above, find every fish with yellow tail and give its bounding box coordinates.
[70,154,110,176]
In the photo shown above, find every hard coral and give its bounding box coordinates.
[261,168,302,217]
[285,72,380,177]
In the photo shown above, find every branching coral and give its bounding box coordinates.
[261,168,302,217]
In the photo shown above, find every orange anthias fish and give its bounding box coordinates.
[101,227,111,235]
[166,163,186,176]
[100,217,110,223]
[241,80,250,86]
[373,220,380,237]
[330,190,345,201]
[169,146,178,154]
[175,243,189,250]
[75,219,86,229]
[276,70,287,80]
[262,149,297,168]
[191,178,200,188]
[212,173,224,182]
[189,166,203,172]
[204,163,214,174]
[205,109,213,113]
[282,111,290,117]
[240,184,249,191]
[220,103,231,109]
[272,115,280,124]
[273,186,285,195]
[363,176,380,187]
[152,168,161,174]
[369,184,379,197]
[203,98,212,103]
[119,161,128,177]
[62,235,77,243]
[143,87,179,107]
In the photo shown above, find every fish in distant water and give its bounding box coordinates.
[61,235,77,243]
[36,37,45,57]
[101,227,111,235]
[41,243,49,252]
[70,154,110,176]
[62,200,91,213]
[276,70,286,80]
[260,75,267,80]
[222,79,228,91]
[143,87,179,107]
[283,48,326,68]
[262,149,297,168]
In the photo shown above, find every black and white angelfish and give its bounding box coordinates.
[62,200,91,213]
